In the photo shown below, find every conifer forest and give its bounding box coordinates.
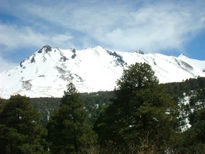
[0,63,205,154]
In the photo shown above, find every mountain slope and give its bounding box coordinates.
[0,45,205,98]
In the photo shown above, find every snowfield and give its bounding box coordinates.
[0,45,205,98]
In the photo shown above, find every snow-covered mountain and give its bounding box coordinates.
[1,45,205,98]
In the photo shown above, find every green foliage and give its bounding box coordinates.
[1,73,204,153]
[0,95,47,154]
[0,98,6,113]
[47,83,96,154]
[117,62,158,91]
[171,109,205,154]
[169,83,205,153]
[27,77,205,128]
[30,97,61,126]
[29,91,114,126]
[182,89,205,153]
[189,108,205,145]
[95,63,178,153]
[164,77,205,102]
[80,91,114,124]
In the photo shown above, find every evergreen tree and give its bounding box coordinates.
[188,108,205,153]
[95,63,177,153]
[0,95,47,154]
[177,89,205,153]
[47,83,96,154]
[0,98,6,113]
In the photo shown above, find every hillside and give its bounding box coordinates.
[1,45,205,98]
[27,77,205,126]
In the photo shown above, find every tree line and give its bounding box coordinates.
[0,63,204,154]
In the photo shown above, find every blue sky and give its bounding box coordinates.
[0,0,205,72]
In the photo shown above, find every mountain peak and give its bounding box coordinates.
[93,46,104,50]
[134,50,144,54]
[37,45,52,53]
[1,46,205,98]
[178,53,186,58]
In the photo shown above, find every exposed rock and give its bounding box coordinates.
[22,80,32,90]
[106,50,127,66]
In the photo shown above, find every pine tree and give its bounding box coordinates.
[0,95,47,154]
[95,63,177,153]
[0,98,6,113]
[47,83,96,154]
[177,89,205,153]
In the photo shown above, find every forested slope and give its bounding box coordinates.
[26,77,205,126]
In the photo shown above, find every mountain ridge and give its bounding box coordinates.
[0,45,205,98]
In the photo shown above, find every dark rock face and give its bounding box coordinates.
[20,61,23,67]
[31,56,35,63]
[175,59,193,70]
[60,56,69,62]
[135,50,144,54]
[106,50,127,66]
[22,80,32,90]
[56,66,66,74]
[74,74,84,82]
[71,49,77,59]
[181,61,193,70]
[38,45,52,53]
[20,59,27,67]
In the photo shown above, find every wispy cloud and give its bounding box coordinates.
[0,23,73,52]
[0,0,205,57]
[19,0,205,52]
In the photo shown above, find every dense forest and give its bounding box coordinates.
[0,63,205,153]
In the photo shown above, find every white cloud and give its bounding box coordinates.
[0,24,73,52]
[0,0,205,54]
[0,0,205,72]
[20,0,205,52]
